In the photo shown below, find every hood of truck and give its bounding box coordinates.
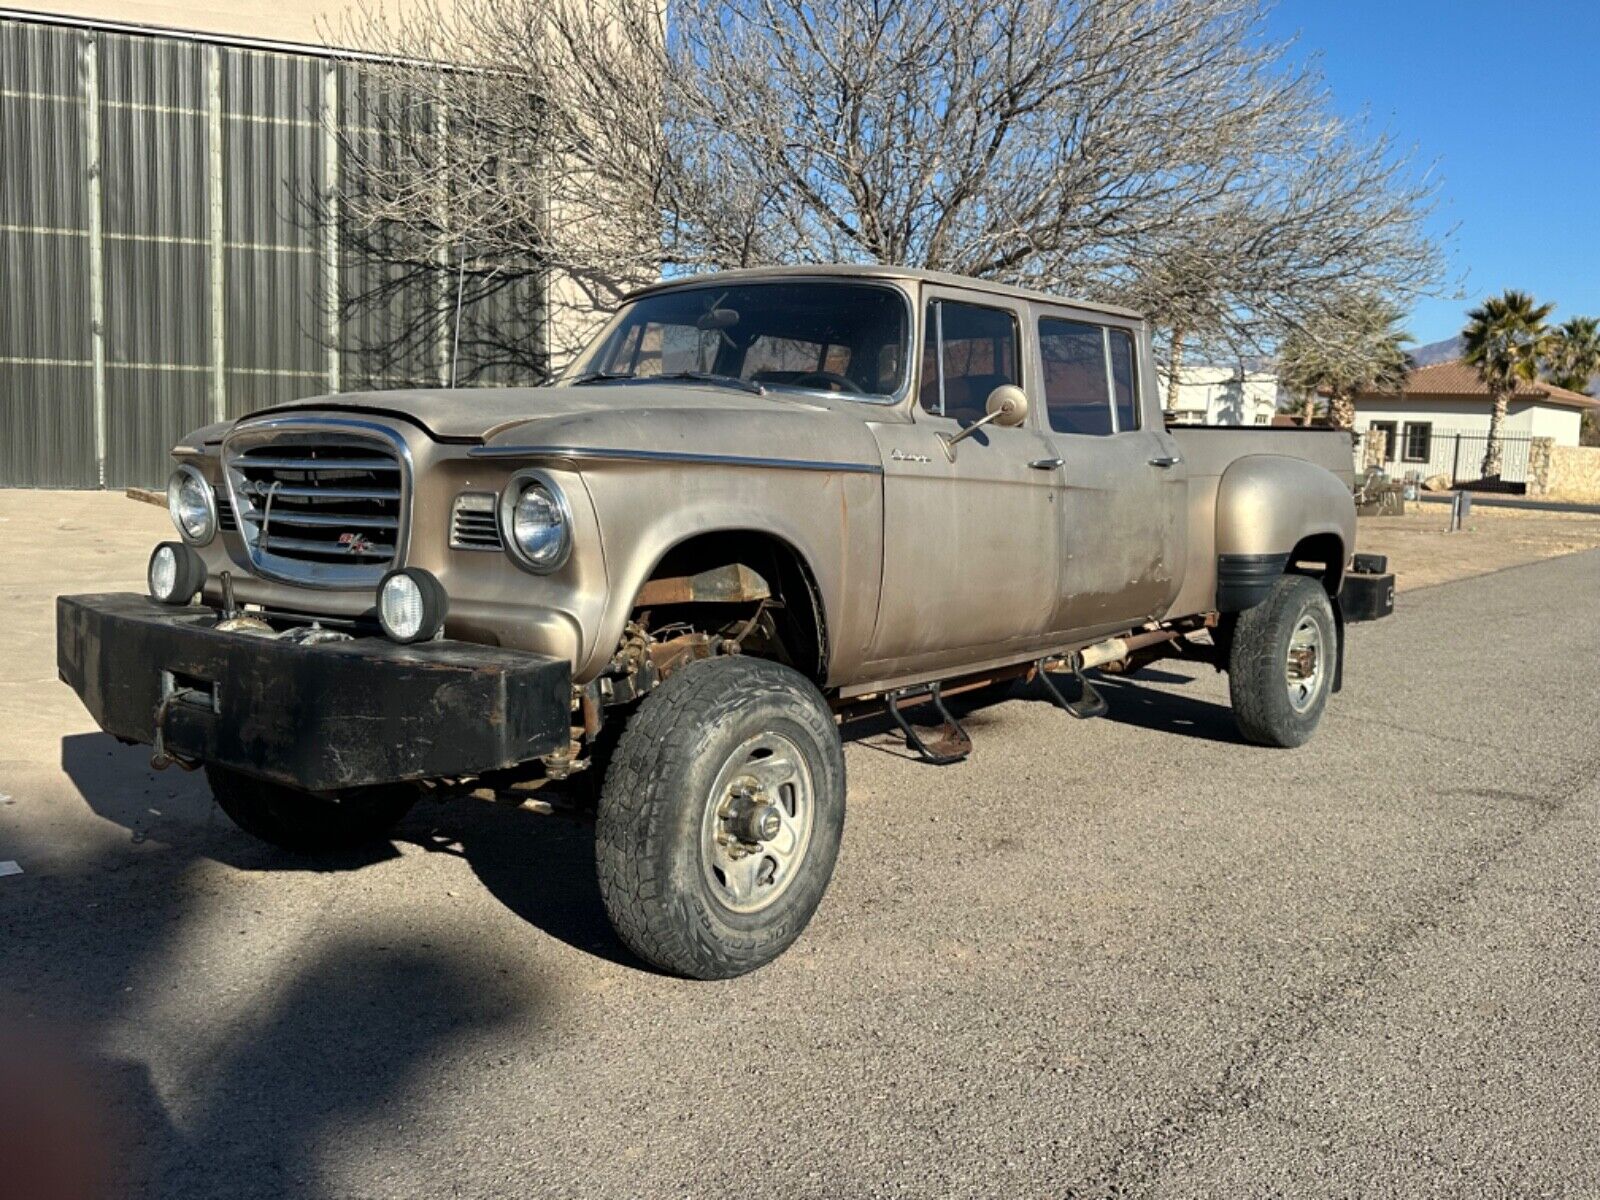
[244,383,891,442]
[235,382,896,470]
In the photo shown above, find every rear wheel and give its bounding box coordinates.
[207,765,417,852]
[1227,573,1337,748]
[595,656,845,979]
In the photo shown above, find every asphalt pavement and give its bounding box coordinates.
[2,505,1596,1199]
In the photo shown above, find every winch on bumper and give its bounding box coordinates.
[57,593,572,793]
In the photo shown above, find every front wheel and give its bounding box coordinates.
[206,765,417,852]
[1226,573,1337,748]
[595,656,846,979]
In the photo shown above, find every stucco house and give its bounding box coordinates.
[1160,365,1280,426]
[1352,361,1597,478]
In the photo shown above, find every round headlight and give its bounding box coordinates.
[148,541,207,605]
[377,568,448,643]
[167,465,217,545]
[503,476,571,573]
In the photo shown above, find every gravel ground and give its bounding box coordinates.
[1356,502,1600,593]
[1,492,1597,1199]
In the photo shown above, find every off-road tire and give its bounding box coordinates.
[1227,573,1337,748]
[596,656,846,980]
[207,765,417,852]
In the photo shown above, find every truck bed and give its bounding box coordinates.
[1170,425,1357,488]
[1162,424,1359,620]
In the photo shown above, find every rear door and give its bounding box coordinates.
[865,291,1060,675]
[1033,313,1185,636]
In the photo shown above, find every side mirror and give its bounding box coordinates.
[985,384,1029,428]
[941,383,1030,456]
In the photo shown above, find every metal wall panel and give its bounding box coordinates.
[1,16,548,488]
[0,364,96,487]
[105,368,210,488]
[0,20,97,486]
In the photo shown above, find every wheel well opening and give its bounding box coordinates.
[1288,533,1345,595]
[632,531,828,684]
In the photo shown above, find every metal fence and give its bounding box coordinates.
[1,15,541,489]
[1355,426,1535,494]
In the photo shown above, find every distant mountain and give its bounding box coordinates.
[1409,335,1463,366]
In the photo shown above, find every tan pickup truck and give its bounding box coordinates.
[58,265,1393,978]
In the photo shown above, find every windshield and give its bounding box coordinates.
[567,281,910,401]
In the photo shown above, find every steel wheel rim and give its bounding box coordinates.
[700,732,815,914]
[1285,615,1325,713]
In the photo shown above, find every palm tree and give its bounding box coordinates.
[1542,315,1600,394]
[1461,290,1554,478]
[1277,296,1412,430]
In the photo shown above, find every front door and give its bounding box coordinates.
[1033,313,1184,637]
[864,294,1061,677]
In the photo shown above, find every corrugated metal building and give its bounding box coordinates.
[2,4,537,488]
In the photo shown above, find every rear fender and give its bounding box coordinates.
[1214,454,1356,611]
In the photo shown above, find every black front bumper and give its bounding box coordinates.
[57,593,572,792]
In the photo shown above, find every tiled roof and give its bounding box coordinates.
[1356,360,1599,410]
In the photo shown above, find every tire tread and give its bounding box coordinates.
[595,656,843,979]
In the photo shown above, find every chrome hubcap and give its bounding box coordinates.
[701,732,814,914]
[1285,616,1325,713]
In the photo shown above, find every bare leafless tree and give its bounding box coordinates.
[325,0,1447,383]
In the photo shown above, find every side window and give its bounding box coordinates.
[1040,318,1111,436]
[919,301,1021,423]
[1109,328,1140,432]
[1402,421,1432,463]
[1040,319,1141,435]
[1370,420,1398,462]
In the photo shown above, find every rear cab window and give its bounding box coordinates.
[1039,316,1141,436]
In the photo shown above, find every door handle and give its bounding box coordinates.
[1148,454,1181,468]
[1028,457,1064,470]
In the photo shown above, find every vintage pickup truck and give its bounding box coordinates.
[59,265,1393,978]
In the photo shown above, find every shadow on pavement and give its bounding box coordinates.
[846,666,1242,758]
[1023,673,1246,745]
[60,732,629,964]
[11,774,543,1198]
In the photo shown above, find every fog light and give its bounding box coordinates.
[148,541,207,605]
[377,567,447,643]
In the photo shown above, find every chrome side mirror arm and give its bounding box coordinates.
[938,384,1030,461]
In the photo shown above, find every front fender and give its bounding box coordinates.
[575,465,883,684]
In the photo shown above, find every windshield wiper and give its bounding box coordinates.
[655,371,765,395]
[567,369,633,385]
[567,368,765,395]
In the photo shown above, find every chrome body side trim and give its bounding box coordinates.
[467,444,884,475]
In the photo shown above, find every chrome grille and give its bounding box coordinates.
[223,420,410,588]
[450,493,503,551]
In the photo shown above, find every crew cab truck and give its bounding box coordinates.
[58,266,1394,979]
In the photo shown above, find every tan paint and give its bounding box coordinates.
[172,266,1359,698]
[21,1,454,53]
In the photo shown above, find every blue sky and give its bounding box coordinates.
[1265,0,1600,346]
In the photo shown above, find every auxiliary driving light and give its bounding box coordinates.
[148,541,208,606]
[377,567,448,643]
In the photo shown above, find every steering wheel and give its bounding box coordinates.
[794,371,864,394]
